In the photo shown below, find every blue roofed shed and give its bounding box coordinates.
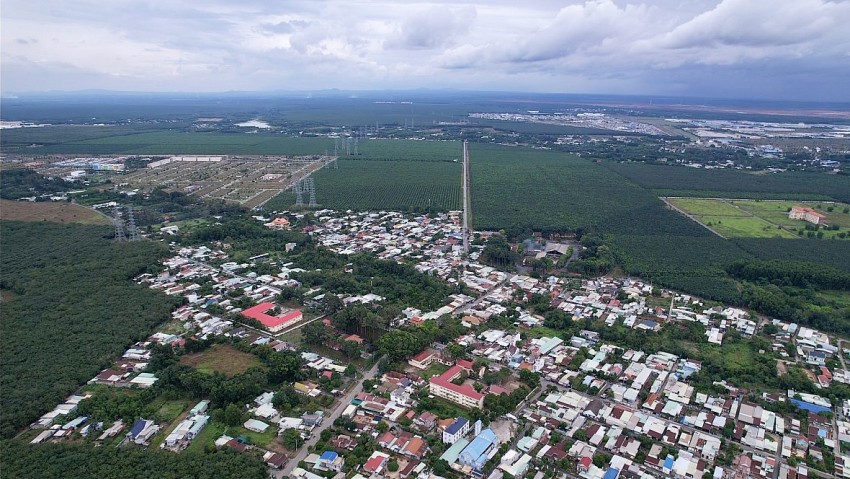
[458,428,498,470]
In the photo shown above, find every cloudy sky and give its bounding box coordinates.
[2,0,849,101]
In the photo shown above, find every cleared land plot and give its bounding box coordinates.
[121,156,327,208]
[179,344,263,377]
[0,199,112,225]
[668,197,849,239]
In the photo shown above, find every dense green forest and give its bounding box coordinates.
[0,221,179,438]
[0,168,74,199]
[0,441,267,479]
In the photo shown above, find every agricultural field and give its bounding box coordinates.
[263,138,463,211]
[470,144,707,236]
[179,344,265,377]
[733,238,850,273]
[120,156,327,208]
[0,199,113,225]
[667,197,849,239]
[606,162,850,203]
[3,129,335,155]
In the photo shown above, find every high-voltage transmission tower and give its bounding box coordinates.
[305,177,317,207]
[294,179,304,207]
[113,205,126,241]
[127,207,141,241]
[294,177,316,207]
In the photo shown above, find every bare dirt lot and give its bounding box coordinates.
[0,199,112,225]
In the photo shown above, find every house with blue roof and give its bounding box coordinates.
[442,417,470,445]
[458,428,499,474]
[663,455,675,471]
[315,450,345,472]
[603,467,620,479]
[126,418,159,445]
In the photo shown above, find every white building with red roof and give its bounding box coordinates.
[428,360,485,409]
[241,302,302,333]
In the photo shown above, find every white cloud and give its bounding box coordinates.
[1,0,849,100]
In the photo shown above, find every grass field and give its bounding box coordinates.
[668,197,849,239]
[187,420,280,453]
[179,344,264,377]
[699,215,797,239]
[156,400,190,423]
[666,198,745,217]
[0,199,113,225]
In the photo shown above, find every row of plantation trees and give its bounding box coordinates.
[0,441,269,479]
[727,259,850,291]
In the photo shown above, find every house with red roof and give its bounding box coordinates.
[409,350,438,369]
[241,302,303,333]
[428,362,485,409]
[578,456,592,473]
[789,206,827,225]
[363,451,390,475]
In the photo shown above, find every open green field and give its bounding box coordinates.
[179,344,264,377]
[668,197,849,240]
[0,199,113,225]
[187,420,280,453]
[665,198,746,217]
[700,215,797,238]
[737,200,850,229]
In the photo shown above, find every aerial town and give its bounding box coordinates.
[24,206,850,479]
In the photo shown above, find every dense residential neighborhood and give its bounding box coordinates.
[17,206,850,479]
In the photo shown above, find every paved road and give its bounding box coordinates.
[462,140,471,254]
[280,360,382,476]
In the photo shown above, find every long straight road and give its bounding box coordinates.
[280,360,382,477]
[462,140,471,254]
